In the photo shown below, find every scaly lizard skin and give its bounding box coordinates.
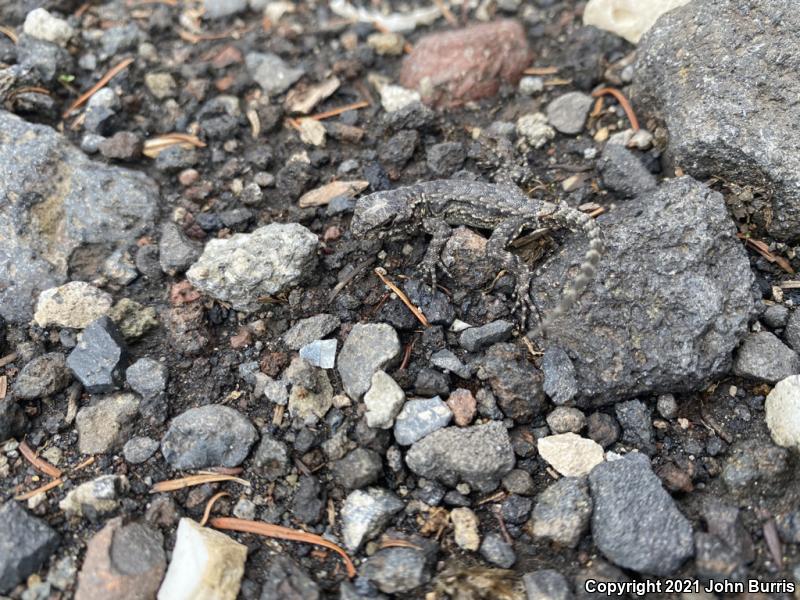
[351,179,604,334]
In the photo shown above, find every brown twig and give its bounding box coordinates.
[523,66,559,76]
[209,517,356,578]
[14,478,64,501]
[72,456,96,472]
[399,338,416,370]
[0,375,6,400]
[374,268,430,327]
[150,473,250,493]
[0,25,18,44]
[62,57,134,118]
[19,441,62,478]
[591,87,640,131]
[738,234,794,274]
[309,100,370,121]
[0,352,17,368]
[493,505,513,545]
[200,491,230,526]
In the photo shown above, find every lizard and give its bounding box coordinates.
[350,179,604,335]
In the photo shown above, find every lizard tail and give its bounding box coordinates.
[537,203,604,334]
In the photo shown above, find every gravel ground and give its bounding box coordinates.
[1,0,800,599]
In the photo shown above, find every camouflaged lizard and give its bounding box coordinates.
[350,179,604,334]
[350,180,603,332]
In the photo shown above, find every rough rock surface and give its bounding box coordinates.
[337,323,401,401]
[531,177,754,405]
[0,110,158,323]
[75,518,165,600]
[765,375,800,449]
[33,281,112,329]
[186,223,318,313]
[0,501,60,594]
[634,0,800,240]
[75,393,140,454]
[399,20,531,108]
[589,453,694,575]
[161,405,257,469]
[13,352,70,399]
[341,488,405,551]
[405,422,515,492]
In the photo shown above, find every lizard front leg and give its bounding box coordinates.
[419,217,453,291]
[486,217,534,329]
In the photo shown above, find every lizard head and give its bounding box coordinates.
[350,190,415,239]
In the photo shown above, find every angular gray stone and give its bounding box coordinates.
[282,314,341,350]
[0,501,60,594]
[479,532,515,568]
[337,323,401,401]
[246,52,305,96]
[363,370,405,429]
[75,393,140,454]
[733,331,800,384]
[252,433,290,481]
[203,0,247,18]
[614,399,655,455]
[359,547,431,594]
[530,477,592,548]
[721,438,790,496]
[546,92,593,135]
[158,222,202,276]
[332,448,383,490]
[0,110,158,323]
[161,405,257,469]
[405,422,515,492]
[430,349,471,379]
[13,352,70,399]
[341,488,404,551]
[459,320,513,352]
[123,436,159,464]
[393,397,452,446]
[531,177,754,405]
[259,555,320,600]
[598,143,657,199]
[298,338,337,369]
[785,309,800,350]
[186,223,318,313]
[523,570,573,600]
[125,358,168,399]
[588,453,694,575]
[67,316,128,393]
[635,0,800,241]
[542,347,578,406]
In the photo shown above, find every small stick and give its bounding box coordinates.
[151,473,250,493]
[200,491,230,526]
[0,25,18,44]
[309,100,370,121]
[14,478,63,501]
[523,66,559,76]
[374,268,430,327]
[591,87,640,131]
[19,441,62,478]
[210,517,357,578]
[62,57,134,118]
[0,375,6,399]
[0,352,17,368]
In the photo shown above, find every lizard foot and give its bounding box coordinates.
[511,273,534,331]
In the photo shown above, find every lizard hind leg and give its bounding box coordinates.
[486,217,533,329]
[419,217,454,291]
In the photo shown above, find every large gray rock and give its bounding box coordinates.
[634,0,800,240]
[0,501,60,593]
[161,405,257,469]
[0,110,158,323]
[405,421,515,492]
[732,331,800,384]
[531,177,754,405]
[186,223,318,313]
[67,316,128,393]
[588,453,694,575]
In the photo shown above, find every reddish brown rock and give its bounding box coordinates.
[75,518,166,600]
[447,388,477,427]
[399,20,531,108]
